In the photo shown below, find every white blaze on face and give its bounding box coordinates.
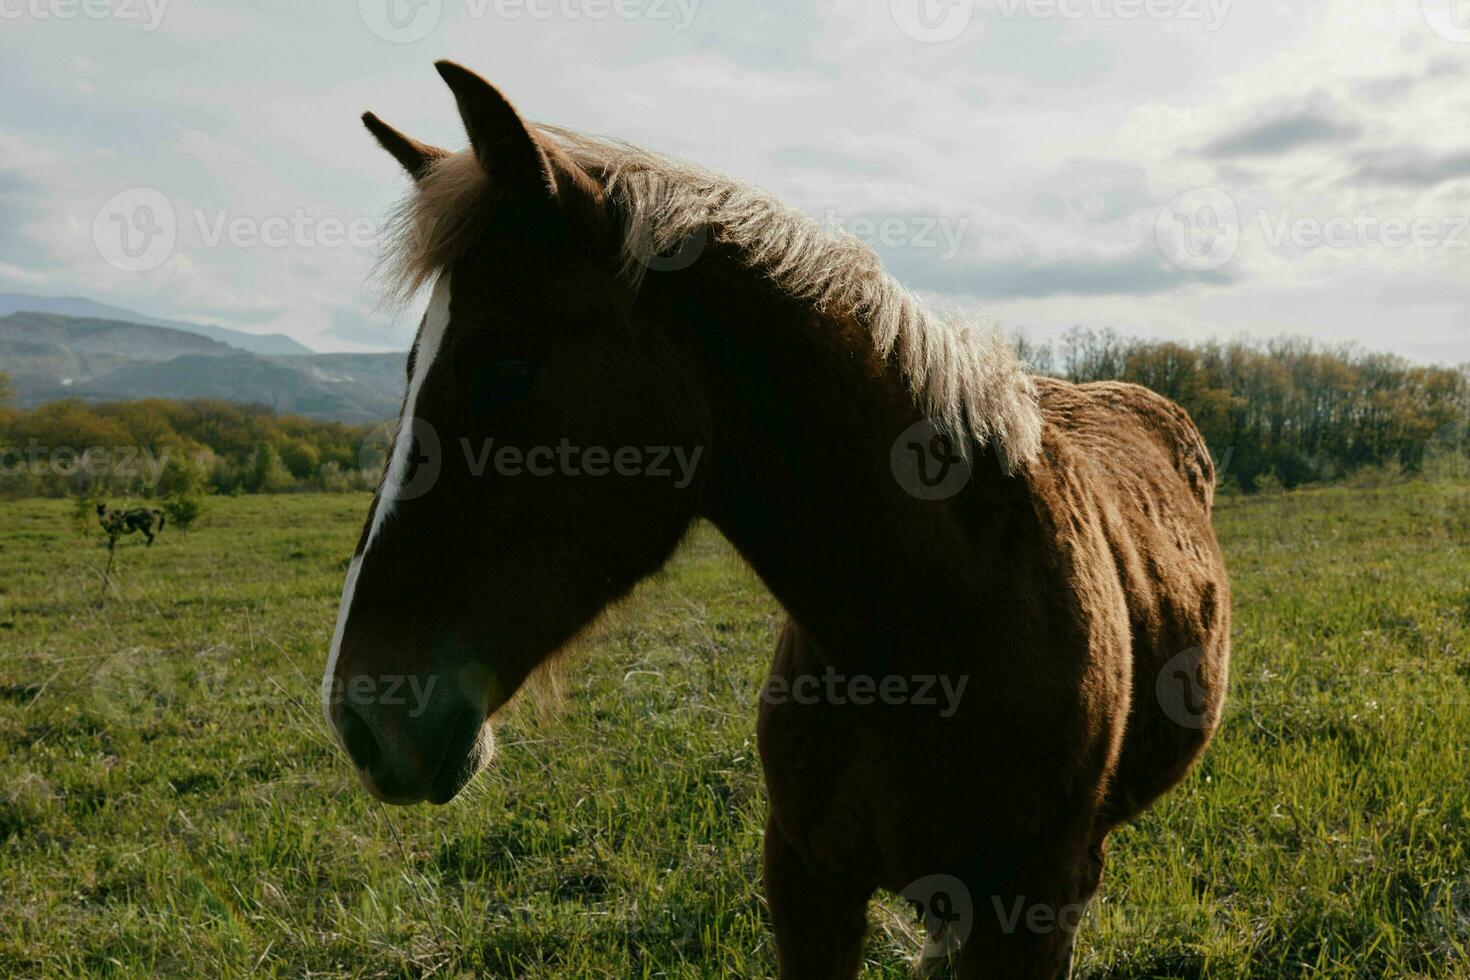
[321,272,453,725]
[366,271,453,555]
[321,554,363,728]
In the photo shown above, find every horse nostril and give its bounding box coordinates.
[336,705,380,773]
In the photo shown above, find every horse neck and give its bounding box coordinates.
[649,249,1017,656]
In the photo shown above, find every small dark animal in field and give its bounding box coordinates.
[97,503,165,547]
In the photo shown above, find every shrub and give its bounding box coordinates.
[163,493,203,534]
[161,456,208,533]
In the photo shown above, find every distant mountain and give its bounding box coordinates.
[0,293,314,356]
[1,312,401,423]
[0,312,237,401]
[89,353,402,422]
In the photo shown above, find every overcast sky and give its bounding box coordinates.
[1,0,1467,361]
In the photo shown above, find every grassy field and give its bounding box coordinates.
[1,483,1468,978]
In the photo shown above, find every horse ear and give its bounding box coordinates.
[434,60,554,199]
[362,112,447,182]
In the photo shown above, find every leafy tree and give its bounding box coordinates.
[280,438,321,480]
[163,492,203,534]
[244,442,291,493]
[0,370,12,407]
[161,456,208,533]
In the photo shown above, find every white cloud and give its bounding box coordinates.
[0,0,1464,359]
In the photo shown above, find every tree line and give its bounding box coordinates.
[2,331,1468,500]
[1017,329,1469,490]
[0,388,375,498]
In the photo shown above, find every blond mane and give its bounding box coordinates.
[380,128,1042,470]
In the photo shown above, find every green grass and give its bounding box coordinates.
[1,483,1469,977]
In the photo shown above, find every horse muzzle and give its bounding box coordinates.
[327,674,495,805]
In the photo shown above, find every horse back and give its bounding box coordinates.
[1032,378,1215,514]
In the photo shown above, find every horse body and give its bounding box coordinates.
[647,245,1230,976]
[324,63,1230,978]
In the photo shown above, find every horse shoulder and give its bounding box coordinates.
[1052,379,1215,510]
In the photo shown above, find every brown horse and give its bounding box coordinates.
[322,61,1230,979]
